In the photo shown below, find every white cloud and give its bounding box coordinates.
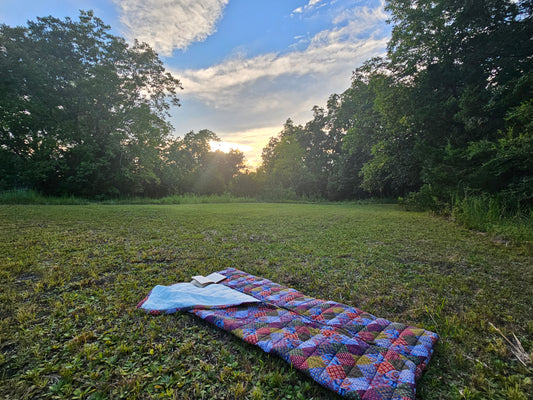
[308,0,324,7]
[114,0,229,56]
[176,2,389,108]
[333,0,387,25]
[292,0,327,15]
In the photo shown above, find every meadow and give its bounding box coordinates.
[0,203,531,399]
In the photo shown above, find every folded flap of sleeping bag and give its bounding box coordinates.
[138,282,260,313]
[139,268,438,399]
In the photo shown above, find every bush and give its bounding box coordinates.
[398,185,443,212]
[259,184,301,202]
[0,189,88,205]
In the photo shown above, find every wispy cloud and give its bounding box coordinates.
[114,0,228,56]
[176,2,389,108]
[292,0,326,14]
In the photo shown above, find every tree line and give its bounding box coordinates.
[256,0,532,212]
[1,2,532,210]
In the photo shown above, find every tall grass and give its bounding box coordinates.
[0,189,89,205]
[0,189,255,205]
[0,188,334,206]
[452,194,533,241]
[101,193,256,205]
[399,186,533,242]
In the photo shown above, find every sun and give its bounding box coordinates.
[209,141,253,153]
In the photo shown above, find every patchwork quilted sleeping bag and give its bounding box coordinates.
[138,268,438,399]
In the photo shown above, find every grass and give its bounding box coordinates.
[0,189,255,206]
[0,203,532,399]
[452,195,533,243]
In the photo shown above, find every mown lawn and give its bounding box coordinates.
[0,203,531,399]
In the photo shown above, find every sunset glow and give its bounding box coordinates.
[209,141,253,154]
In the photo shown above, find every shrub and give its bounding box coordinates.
[398,185,443,212]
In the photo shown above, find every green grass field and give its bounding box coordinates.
[1,203,531,399]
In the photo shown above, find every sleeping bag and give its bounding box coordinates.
[138,268,438,399]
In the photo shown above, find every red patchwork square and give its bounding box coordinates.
[326,364,347,380]
[377,361,395,374]
[336,352,357,366]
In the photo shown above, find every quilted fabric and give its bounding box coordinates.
[140,268,438,399]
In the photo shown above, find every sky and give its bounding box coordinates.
[1,0,391,168]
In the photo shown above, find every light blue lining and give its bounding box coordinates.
[139,282,260,312]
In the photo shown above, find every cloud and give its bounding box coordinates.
[292,0,327,15]
[333,0,387,25]
[114,0,228,56]
[176,2,389,108]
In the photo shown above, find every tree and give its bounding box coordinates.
[385,0,533,142]
[383,0,533,201]
[159,129,246,196]
[386,0,532,84]
[299,106,337,196]
[261,120,309,195]
[329,58,420,197]
[0,11,182,196]
[229,170,265,198]
[194,150,245,195]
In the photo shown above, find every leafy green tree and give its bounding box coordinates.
[194,149,245,195]
[261,120,311,195]
[159,129,246,196]
[298,106,339,196]
[331,58,419,197]
[386,0,532,85]
[322,85,375,200]
[339,61,386,196]
[0,11,182,196]
[229,170,265,197]
[158,129,218,194]
[386,0,532,139]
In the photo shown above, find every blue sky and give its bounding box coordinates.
[1,0,391,167]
